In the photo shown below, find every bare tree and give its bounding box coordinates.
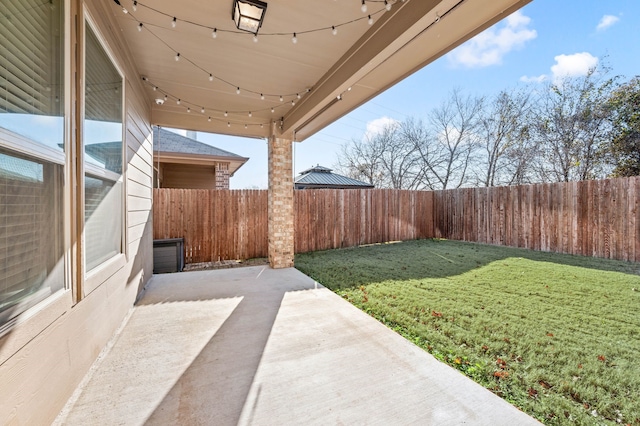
[531,68,616,182]
[334,121,420,189]
[476,89,533,186]
[415,89,484,189]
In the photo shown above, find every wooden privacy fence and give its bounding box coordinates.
[153,177,639,264]
[153,189,268,263]
[432,177,639,262]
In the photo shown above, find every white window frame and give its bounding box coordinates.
[82,13,128,295]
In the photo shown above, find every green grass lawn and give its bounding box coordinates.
[295,239,640,426]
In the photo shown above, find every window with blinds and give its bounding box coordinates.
[0,0,65,325]
[84,22,123,272]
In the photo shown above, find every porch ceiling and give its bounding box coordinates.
[110,0,531,141]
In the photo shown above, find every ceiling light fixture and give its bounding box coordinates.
[232,0,268,35]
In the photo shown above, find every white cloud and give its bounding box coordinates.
[364,116,399,139]
[550,52,598,80]
[519,52,599,85]
[596,15,619,32]
[520,74,547,83]
[447,11,537,68]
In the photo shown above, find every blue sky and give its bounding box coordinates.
[177,0,640,189]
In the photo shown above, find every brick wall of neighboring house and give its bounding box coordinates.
[215,162,230,189]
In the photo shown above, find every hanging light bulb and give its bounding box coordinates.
[271,107,275,113]
[152,86,157,91]
[164,94,168,101]
[248,111,252,117]
[208,116,211,122]
[292,33,297,44]
[122,6,128,14]
[260,123,264,128]
[361,0,367,13]
[132,1,137,11]
[279,95,283,102]
[174,52,180,61]
[244,124,248,129]
[291,100,296,106]
[384,0,391,11]
[332,26,337,36]
[224,111,228,117]
[260,94,265,100]
[209,74,213,81]
[138,22,143,31]
[212,28,217,38]
[172,17,177,28]
[236,87,241,95]
[187,107,191,113]
[337,94,342,100]
[297,93,301,99]
[176,98,181,105]
[253,35,258,43]
[227,122,231,127]
[368,15,373,25]
[201,107,205,113]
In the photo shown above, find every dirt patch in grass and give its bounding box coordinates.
[295,239,640,426]
[184,257,268,271]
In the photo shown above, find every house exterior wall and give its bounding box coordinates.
[0,0,153,424]
[160,163,218,189]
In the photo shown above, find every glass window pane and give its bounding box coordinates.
[84,23,123,272]
[0,149,64,324]
[0,0,65,153]
[0,0,65,325]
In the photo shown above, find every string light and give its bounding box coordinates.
[141,76,307,127]
[368,15,374,25]
[297,93,301,99]
[132,0,137,11]
[260,94,265,100]
[292,33,297,44]
[208,116,211,122]
[125,3,360,100]
[122,0,393,43]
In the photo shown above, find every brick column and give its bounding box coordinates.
[268,127,294,268]
[215,162,230,189]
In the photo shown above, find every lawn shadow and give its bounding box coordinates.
[295,239,640,290]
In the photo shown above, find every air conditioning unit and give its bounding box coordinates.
[153,238,185,274]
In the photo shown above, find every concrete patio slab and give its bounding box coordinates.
[55,266,540,425]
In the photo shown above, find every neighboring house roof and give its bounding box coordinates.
[295,165,374,189]
[153,127,248,175]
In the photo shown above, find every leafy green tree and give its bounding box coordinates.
[531,68,616,182]
[608,76,640,177]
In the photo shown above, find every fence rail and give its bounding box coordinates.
[153,177,639,264]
